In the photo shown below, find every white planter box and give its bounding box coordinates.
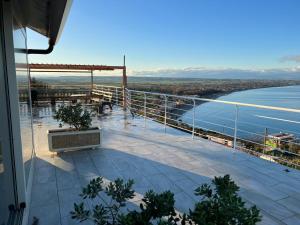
[48,127,102,152]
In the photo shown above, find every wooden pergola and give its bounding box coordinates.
[28,57,127,107]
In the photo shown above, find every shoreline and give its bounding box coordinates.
[169,90,237,119]
[169,84,300,119]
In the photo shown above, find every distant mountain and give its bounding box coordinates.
[131,68,300,80]
[26,67,300,81]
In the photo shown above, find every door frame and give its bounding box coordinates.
[0,0,27,213]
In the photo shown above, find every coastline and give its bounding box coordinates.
[169,84,300,120]
[169,90,237,119]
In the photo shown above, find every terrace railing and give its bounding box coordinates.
[124,88,300,168]
[92,84,124,107]
[79,85,300,169]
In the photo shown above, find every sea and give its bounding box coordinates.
[181,85,300,141]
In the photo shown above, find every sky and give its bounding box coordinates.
[27,0,300,78]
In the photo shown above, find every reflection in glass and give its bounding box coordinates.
[13,21,34,186]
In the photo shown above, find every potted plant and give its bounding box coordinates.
[48,103,101,152]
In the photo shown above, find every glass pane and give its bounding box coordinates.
[13,21,34,186]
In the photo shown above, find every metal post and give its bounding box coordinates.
[115,87,118,106]
[263,128,268,155]
[122,55,127,110]
[144,93,147,127]
[90,70,93,96]
[192,99,196,139]
[164,95,167,133]
[128,90,131,112]
[233,105,239,151]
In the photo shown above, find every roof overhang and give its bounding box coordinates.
[13,0,72,45]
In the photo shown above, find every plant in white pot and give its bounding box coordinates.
[48,103,102,152]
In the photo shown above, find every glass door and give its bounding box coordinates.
[0,1,18,224]
[0,38,16,225]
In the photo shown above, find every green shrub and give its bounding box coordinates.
[70,177,177,225]
[54,103,92,130]
[71,175,261,225]
[188,174,261,225]
[119,190,178,225]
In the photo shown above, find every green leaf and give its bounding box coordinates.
[105,178,135,205]
[70,202,90,222]
[54,103,92,130]
[92,204,109,225]
[81,177,104,199]
[189,175,262,225]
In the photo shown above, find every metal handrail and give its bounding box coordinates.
[92,86,300,168]
[94,84,122,89]
[127,89,300,113]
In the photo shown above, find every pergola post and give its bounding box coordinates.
[122,55,127,110]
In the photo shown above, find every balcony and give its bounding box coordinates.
[27,90,300,225]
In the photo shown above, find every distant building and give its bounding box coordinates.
[207,135,233,147]
[259,155,276,162]
[265,133,295,151]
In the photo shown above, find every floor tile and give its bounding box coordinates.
[29,108,300,225]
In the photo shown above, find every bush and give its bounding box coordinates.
[54,103,92,130]
[188,174,261,225]
[70,177,177,225]
[71,175,261,225]
[119,190,178,225]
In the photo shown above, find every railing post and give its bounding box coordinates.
[115,87,118,106]
[123,87,127,110]
[192,99,196,139]
[164,95,167,133]
[122,55,127,110]
[128,90,131,111]
[263,127,268,155]
[233,105,239,151]
[144,93,147,127]
[90,70,93,98]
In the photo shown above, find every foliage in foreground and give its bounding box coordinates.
[189,174,261,225]
[54,103,92,130]
[71,175,261,225]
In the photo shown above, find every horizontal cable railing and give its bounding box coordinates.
[122,88,300,169]
[91,85,124,106]
[33,84,299,169]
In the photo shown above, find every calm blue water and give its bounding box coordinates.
[181,85,300,141]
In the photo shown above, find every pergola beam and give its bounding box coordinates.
[28,61,128,109]
[29,63,125,71]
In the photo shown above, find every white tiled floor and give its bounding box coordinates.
[29,107,300,225]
